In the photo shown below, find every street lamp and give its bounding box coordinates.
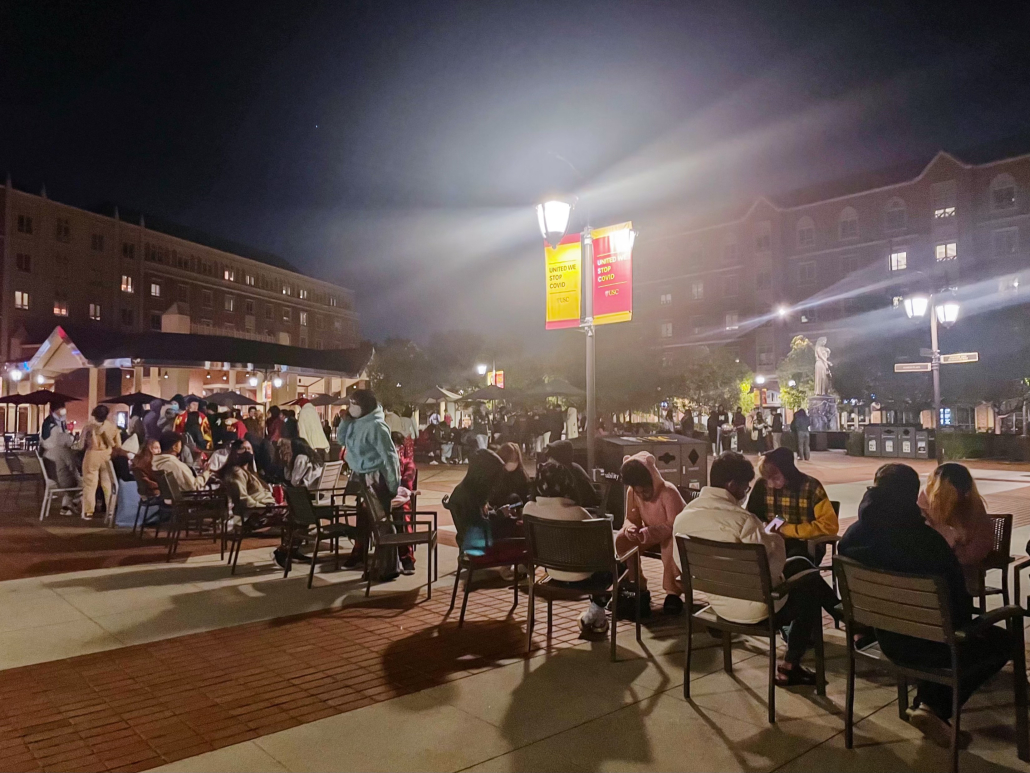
[936,301,960,327]
[476,364,488,376]
[904,291,960,458]
[535,198,574,250]
[775,305,789,319]
[755,375,766,385]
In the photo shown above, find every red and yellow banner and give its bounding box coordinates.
[544,234,582,330]
[590,221,633,326]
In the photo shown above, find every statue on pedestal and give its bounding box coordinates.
[813,337,832,396]
[808,337,839,432]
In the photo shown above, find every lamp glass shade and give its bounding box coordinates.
[536,200,572,248]
[936,301,960,326]
[904,294,929,319]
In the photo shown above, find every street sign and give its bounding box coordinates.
[941,352,979,364]
[895,362,932,373]
[919,348,934,357]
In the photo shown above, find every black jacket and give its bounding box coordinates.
[839,486,973,657]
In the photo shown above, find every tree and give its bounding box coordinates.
[676,347,753,409]
[366,338,432,411]
[776,336,815,411]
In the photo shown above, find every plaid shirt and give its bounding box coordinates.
[764,474,827,526]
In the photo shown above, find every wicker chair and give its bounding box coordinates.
[834,556,1028,773]
[676,533,827,723]
[523,514,640,662]
[283,485,358,588]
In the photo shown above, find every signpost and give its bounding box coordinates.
[894,350,979,461]
[940,352,979,365]
[894,362,932,373]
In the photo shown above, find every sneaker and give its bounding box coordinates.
[497,566,516,581]
[271,548,287,569]
[400,557,416,575]
[663,594,684,615]
[579,602,609,635]
[907,706,971,749]
[429,460,439,465]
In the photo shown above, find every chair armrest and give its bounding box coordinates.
[956,605,1027,641]
[771,568,824,600]
[616,545,639,564]
[807,534,841,546]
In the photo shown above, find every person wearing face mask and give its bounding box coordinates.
[40,402,81,514]
[336,389,402,577]
[674,452,841,686]
[152,431,200,493]
[489,442,531,508]
[220,439,275,507]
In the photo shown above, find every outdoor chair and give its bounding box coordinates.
[833,556,1028,773]
[404,468,440,581]
[523,514,640,662]
[131,467,165,537]
[311,460,345,506]
[36,447,79,520]
[223,483,289,574]
[355,477,436,600]
[449,533,526,628]
[676,533,827,724]
[283,485,358,588]
[155,470,226,560]
[967,513,1013,611]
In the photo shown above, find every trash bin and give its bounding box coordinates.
[915,430,932,459]
[864,426,882,457]
[898,427,917,458]
[880,427,899,457]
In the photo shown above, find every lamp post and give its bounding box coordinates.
[903,292,959,462]
[536,196,597,475]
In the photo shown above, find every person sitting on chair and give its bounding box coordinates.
[152,431,200,494]
[674,451,840,686]
[443,449,523,566]
[919,463,993,583]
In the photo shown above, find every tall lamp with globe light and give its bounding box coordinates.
[903,292,959,463]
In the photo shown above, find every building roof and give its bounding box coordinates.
[14,322,373,378]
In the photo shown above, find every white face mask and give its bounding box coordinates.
[504,461,518,472]
[57,409,67,419]
[348,405,362,418]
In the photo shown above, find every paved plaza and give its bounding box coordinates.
[1,452,1030,772]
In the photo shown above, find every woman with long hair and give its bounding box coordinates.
[278,437,323,488]
[131,438,162,497]
[220,439,275,509]
[921,463,993,571]
[81,404,121,519]
[489,441,531,507]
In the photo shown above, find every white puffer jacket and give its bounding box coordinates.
[673,487,787,624]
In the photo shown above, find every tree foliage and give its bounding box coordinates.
[776,336,815,411]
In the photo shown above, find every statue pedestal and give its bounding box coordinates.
[808,395,839,432]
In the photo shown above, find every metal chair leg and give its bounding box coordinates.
[459,567,474,628]
[767,628,776,724]
[449,563,462,613]
[308,530,320,589]
[723,632,733,673]
[683,612,693,699]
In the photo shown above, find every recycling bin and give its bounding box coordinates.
[915,430,932,459]
[880,427,899,457]
[898,426,917,458]
[863,426,882,457]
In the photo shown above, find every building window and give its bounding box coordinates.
[16,214,33,234]
[122,242,135,259]
[838,207,859,240]
[14,290,29,310]
[200,318,213,327]
[316,315,325,329]
[796,217,815,248]
[884,198,906,232]
[245,299,255,314]
[660,322,673,338]
[1001,276,1020,293]
[150,282,161,297]
[201,290,213,308]
[15,253,30,272]
[282,285,292,296]
[690,316,705,335]
[299,289,308,300]
[283,307,292,322]
[800,308,818,324]
[333,318,343,331]
[245,274,255,286]
[754,233,771,252]
[150,312,162,330]
[54,218,71,242]
[89,303,101,321]
[798,261,817,284]
[722,275,739,297]
[299,311,309,326]
[889,251,907,271]
[265,305,274,320]
[660,293,672,306]
[120,309,134,326]
[757,344,774,367]
[224,268,235,282]
[90,234,104,251]
[329,296,338,307]
[934,206,956,220]
[281,332,291,345]
[53,296,68,317]
[725,312,739,330]
[991,173,1017,211]
[935,242,958,261]
[224,295,235,312]
[121,275,134,293]
[993,228,1019,258]
[723,241,740,263]
[691,281,704,300]
[756,270,771,290]
[891,295,904,308]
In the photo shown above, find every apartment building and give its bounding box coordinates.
[0,179,360,361]
[639,145,1030,375]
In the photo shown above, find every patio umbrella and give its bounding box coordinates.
[418,386,461,403]
[461,384,513,401]
[100,391,161,407]
[305,393,339,407]
[205,390,260,407]
[524,378,585,398]
[0,389,80,406]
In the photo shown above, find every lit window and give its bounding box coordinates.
[884,199,906,232]
[283,307,291,322]
[224,268,235,282]
[934,206,956,219]
[991,174,1017,211]
[14,290,29,310]
[15,253,30,272]
[660,293,672,306]
[725,313,739,330]
[329,296,338,307]
[300,311,309,326]
[333,318,343,331]
[691,281,704,300]
[121,275,134,293]
[299,289,308,300]
[224,295,235,312]
[89,303,101,321]
[798,261,817,284]
[838,207,859,240]
[889,251,907,271]
[660,322,673,338]
[1001,276,1020,293]
[150,282,161,297]
[992,228,1018,258]
[800,308,818,323]
[935,242,957,261]
[53,297,68,317]
[892,295,904,308]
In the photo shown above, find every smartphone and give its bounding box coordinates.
[765,517,785,533]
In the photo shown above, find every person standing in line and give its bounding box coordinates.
[732,407,747,453]
[791,408,811,461]
[243,406,264,436]
[81,405,121,519]
[706,406,721,454]
[770,409,784,449]
[471,404,490,450]
[679,408,695,437]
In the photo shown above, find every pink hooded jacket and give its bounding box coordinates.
[620,451,686,595]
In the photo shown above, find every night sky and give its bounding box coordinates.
[3,1,1030,344]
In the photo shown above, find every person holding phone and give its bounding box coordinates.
[674,452,841,686]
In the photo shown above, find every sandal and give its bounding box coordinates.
[775,664,817,687]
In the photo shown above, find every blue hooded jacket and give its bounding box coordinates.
[336,405,400,495]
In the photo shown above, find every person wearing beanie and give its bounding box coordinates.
[747,447,838,560]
